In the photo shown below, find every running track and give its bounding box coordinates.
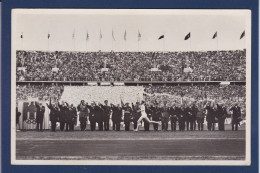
[16,131,245,160]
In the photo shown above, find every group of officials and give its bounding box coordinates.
[16,99,242,132]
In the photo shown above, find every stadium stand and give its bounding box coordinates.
[16,50,246,82]
[15,50,247,131]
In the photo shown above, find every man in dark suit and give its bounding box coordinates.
[122,103,132,131]
[185,104,193,131]
[216,104,225,131]
[161,104,170,131]
[221,106,228,131]
[196,102,205,131]
[68,104,77,131]
[88,103,96,131]
[169,104,178,131]
[211,105,217,131]
[178,105,186,131]
[16,107,21,131]
[102,100,111,131]
[46,98,58,132]
[152,104,161,131]
[96,103,104,131]
[58,101,67,131]
[77,100,88,131]
[64,102,71,131]
[111,104,122,131]
[35,102,45,132]
[230,103,241,131]
[191,103,198,131]
[205,102,215,131]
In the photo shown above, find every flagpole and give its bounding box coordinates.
[244,37,246,50]
[99,29,102,51]
[217,34,219,51]
[47,32,50,64]
[125,40,126,52]
[99,36,101,51]
[74,34,76,52]
[72,29,75,51]
[21,32,23,50]
[112,29,113,51]
[138,40,140,52]
[164,38,166,52]
[163,32,165,52]
[240,30,245,50]
[124,30,126,52]
[112,35,113,51]
[48,38,49,51]
[189,37,191,51]
[47,31,50,52]
[138,30,140,52]
[86,32,88,52]
[87,38,89,52]
[243,32,246,50]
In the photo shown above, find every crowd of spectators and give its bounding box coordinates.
[16,50,246,82]
[16,84,63,102]
[144,84,246,114]
[144,84,245,100]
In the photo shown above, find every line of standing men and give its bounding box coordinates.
[73,100,242,132]
[35,99,242,132]
[77,100,135,131]
[47,98,77,132]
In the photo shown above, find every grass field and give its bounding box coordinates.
[16,124,246,160]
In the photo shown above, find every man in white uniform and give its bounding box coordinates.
[134,101,160,131]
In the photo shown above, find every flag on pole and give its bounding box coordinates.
[20,32,23,39]
[184,32,191,40]
[72,30,75,39]
[138,30,141,41]
[240,30,245,39]
[112,29,115,41]
[86,31,89,40]
[212,32,217,39]
[100,30,102,40]
[48,33,50,39]
[158,35,165,40]
[124,30,127,41]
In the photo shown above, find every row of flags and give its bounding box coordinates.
[20,30,246,40]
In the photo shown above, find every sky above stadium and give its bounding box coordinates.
[13,9,250,52]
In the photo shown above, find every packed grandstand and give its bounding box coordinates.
[16,49,246,120]
[16,50,246,82]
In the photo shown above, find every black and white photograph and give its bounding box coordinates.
[11,9,251,165]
